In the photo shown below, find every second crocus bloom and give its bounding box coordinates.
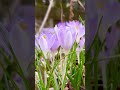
[35,28,60,58]
[66,21,85,43]
[54,22,76,53]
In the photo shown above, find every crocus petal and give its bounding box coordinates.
[66,20,85,43]
[55,25,65,47]
[64,31,73,51]
[35,39,40,49]
[47,34,56,49]
[78,23,85,37]
[72,31,76,44]
[39,35,49,58]
[76,25,85,43]
[58,31,65,48]
[50,36,60,53]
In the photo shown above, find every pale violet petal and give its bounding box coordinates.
[64,31,73,51]
[39,35,49,57]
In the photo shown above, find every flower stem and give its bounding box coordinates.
[52,57,59,89]
[61,53,68,90]
[77,53,80,64]
[60,48,63,72]
[44,62,47,88]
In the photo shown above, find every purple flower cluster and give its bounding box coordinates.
[35,20,85,58]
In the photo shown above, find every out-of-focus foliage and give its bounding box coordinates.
[35,0,85,32]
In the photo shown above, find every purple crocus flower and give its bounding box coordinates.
[66,20,85,35]
[54,22,76,53]
[35,28,60,58]
[43,28,60,54]
[43,28,60,53]
[66,21,85,43]
[35,32,55,58]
